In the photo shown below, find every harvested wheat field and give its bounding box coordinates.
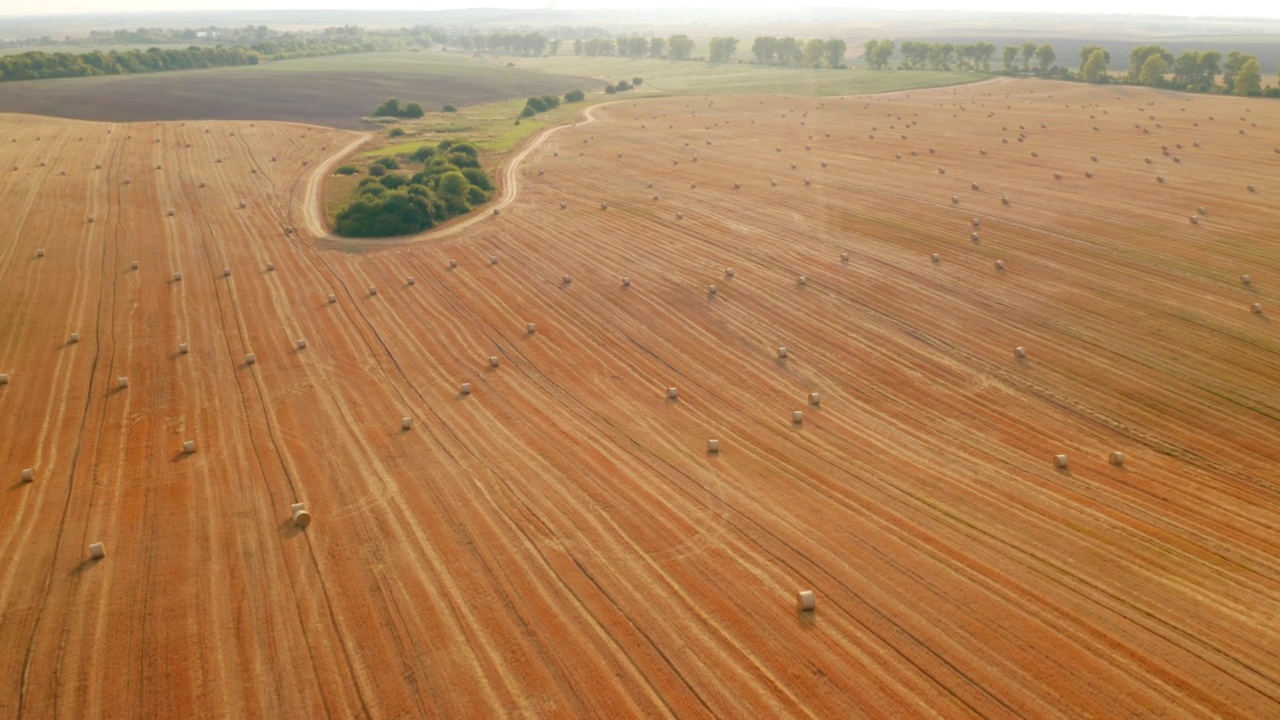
[2,77,1280,718]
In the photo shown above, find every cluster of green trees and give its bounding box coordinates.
[604,78,640,94]
[0,46,260,81]
[334,140,494,238]
[372,97,425,119]
[520,94,561,117]
[862,38,1277,96]
[867,40,999,71]
[456,32,548,56]
[569,34,697,60]
[750,37,848,68]
[564,89,586,103]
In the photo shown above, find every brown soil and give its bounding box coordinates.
[2,77,1278,718]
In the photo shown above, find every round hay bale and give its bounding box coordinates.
[797,276,807,286]
[560,201,567,209]
[1157,176,1165,184]
[69,333,80,344]
[22,468,33,482]
[0,374,9,385]
[667,387,678,400]
[407,277,415,286]
[179,343,189,354]
[1109,452,1126,466]
[183,440,197,454]
[931,253,941,263]
[792,410,804,424]
[328,294,337,304]
[401,417,413,430]
[369,286,377,296]
[840,252,850,262]
[1015,346,1026,358]
[971,182,980,191]
[1190,216,1199,224]
[1198,206,1207,215]
[809,392,821,405]
[676,212,683,220]
[460,383,472,395]
[971,232,980,242]
[1242,274,1252,285]
[1253,303,1264,314]
[708,284,717,295]
[36,248,44,258]
[490,356,500,368]
[118,377,128,388]
[996,259,1005,270]
[224,267,232,277]
[292,505,311,528]
[1002,196,1011,206]
[527,322,537,334]
[797,590,816,611]
[297,339,307,350]
[173,272,182,282]
[245,353,256,365]
[601,202,609,210]
[89,543,106,560]
[1247,185,1256,193]
[971,218,981,228]
[771,179,778,186]
[708,439,720,453]
[777,346,788,358]
[1054,454,1069,469]
[563,275,572,284]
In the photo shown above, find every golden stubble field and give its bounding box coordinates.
[1,77,1278,718]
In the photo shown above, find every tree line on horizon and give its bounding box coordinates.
[862,39,1277,96]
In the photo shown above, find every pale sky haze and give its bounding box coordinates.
[3,0,1279,19]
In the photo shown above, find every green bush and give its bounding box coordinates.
[373,157,399,170]
[388,127,406,138]
[334,138,496,238]
[372,97,426,119]
[632,77,643,86]
[335,164,359,175]
[520,105,536,118]
[564,89,585,103]
[526,96,549,113]
[616,80,632,92]
[442,104,458,112]
[541,95,560,109]
[604,84,617,94]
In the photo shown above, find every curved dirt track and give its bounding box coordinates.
[2,77,1280,718]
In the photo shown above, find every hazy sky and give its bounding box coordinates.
[5,0,1280,19]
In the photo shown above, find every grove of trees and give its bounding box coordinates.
[861,37,1277,96]
[334,140,494,238]
[751,37,847,67]
[372,98,425,119]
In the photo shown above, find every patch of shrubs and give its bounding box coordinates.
[564,89,585,103]
[334,139,494,238]
[442,104,458,112]
[604,80,634,94]
[372,97,425,119]
[335,164,359,175]
[389,127,406,138]
[520,94,561,118]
